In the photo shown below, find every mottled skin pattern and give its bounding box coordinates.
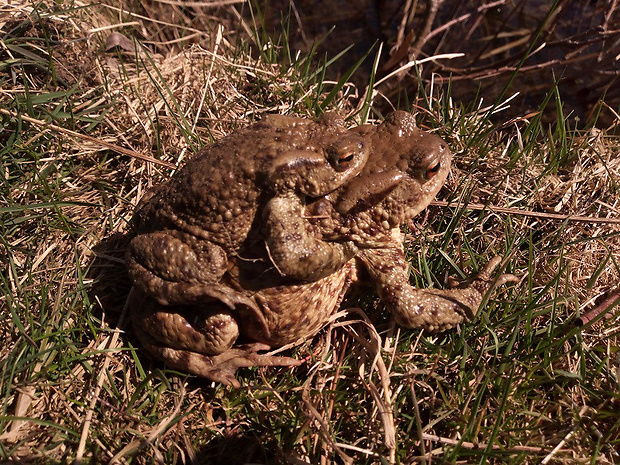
[127,113,369,310]
[129,111,517,387]
[131,260,358,386]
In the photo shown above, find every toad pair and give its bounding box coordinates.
[126,111,516,387]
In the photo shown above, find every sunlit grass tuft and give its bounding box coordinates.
[1,1,619,463]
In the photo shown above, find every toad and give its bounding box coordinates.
[127,113,369,313]
[306,111,518,331]
[130,111,517,387]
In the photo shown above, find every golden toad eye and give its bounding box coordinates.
[330,150,356,172]
[338,151,355,165]
[329,140,364,171]
[425,160,441,179]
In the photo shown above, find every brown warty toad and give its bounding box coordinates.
[128,111,517,387]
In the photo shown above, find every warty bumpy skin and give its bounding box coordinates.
[127,111,517,386]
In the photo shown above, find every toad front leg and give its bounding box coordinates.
[130,292,301,388]
[359,232,517,332]
[263,192,358,282]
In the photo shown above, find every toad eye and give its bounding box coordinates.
[328,140,365,172]
[425,159,442,179]
[329,148,357,171]
[336,151,355,167]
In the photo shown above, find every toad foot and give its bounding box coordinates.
[136,326,302,388]
[445,256,519,319]
[360,244,518,332]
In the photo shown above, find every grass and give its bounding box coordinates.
[1,1,619,463]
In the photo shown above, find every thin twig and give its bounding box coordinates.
[432,200,620,225]
[422,433,550,453]
[422,0,510,46]
[411,0,444,56]
[575,292,620,326]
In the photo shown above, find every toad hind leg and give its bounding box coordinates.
[131,294,299,387]
[135,327,301,388]
[127,230,228,305]
[127,230,269,335]
[360,241,517,332]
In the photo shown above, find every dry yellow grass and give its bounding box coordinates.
[1,1,619,463]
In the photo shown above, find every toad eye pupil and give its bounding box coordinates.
[425,161,441,179]
[339,153,354,164]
